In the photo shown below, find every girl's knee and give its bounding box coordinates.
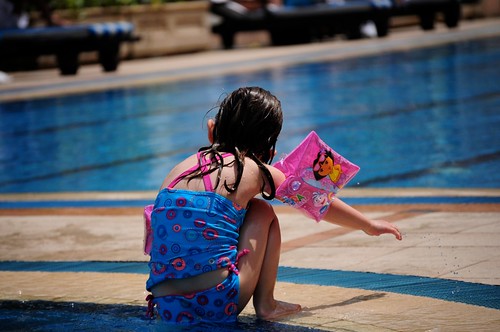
[247,198,277,222]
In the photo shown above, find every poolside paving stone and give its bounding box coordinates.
[0,189,499,330]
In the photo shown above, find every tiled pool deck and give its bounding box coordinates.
[1,18,499,331]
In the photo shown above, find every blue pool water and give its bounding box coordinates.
[0,37,499,192]
[0,300,320,332]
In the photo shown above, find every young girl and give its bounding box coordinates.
[145,86,402,324]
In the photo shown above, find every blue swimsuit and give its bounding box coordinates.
[146,153,248,324]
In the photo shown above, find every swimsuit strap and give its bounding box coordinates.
[145,294,155,319]
[168,152,233,192]
[227,249,250,275]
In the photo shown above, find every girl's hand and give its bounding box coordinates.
[364,220,402,240]
[324,199,402,241]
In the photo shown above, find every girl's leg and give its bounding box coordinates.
[237,198,301,320]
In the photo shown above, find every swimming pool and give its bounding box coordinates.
[0,37,499,193]
[0,299,323,332]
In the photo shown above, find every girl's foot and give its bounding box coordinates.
[256,300,302,321]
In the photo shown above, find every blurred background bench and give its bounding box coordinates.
[0,21,139,75]
[210,0,473,49]
[211,0,393,48]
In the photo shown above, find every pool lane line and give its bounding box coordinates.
[1,101,498,191]
[0,196,499,209]
[356,151,500,187]
[0,261,498,310]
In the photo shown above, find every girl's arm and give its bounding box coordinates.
[323,198,402,240]
[267,164,286,191]
[268,164,400,239]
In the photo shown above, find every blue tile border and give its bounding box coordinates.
[1,261,498,310]
[343,196,500,205]
[0,199,153,209]
[0,196,499,209]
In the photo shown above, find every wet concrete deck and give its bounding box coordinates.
[1,189,499,330]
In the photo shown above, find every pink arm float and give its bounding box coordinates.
[273,131,360,221]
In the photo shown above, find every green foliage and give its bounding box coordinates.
[49,0,182,9]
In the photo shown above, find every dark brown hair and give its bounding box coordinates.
[192,87,283,200]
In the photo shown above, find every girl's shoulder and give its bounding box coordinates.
[171,153,199,174]
[241,156,286,191]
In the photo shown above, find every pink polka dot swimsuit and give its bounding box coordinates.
[146,152,248,323]
[147,188,247,287]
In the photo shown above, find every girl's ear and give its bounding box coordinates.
[207,119,215,144]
